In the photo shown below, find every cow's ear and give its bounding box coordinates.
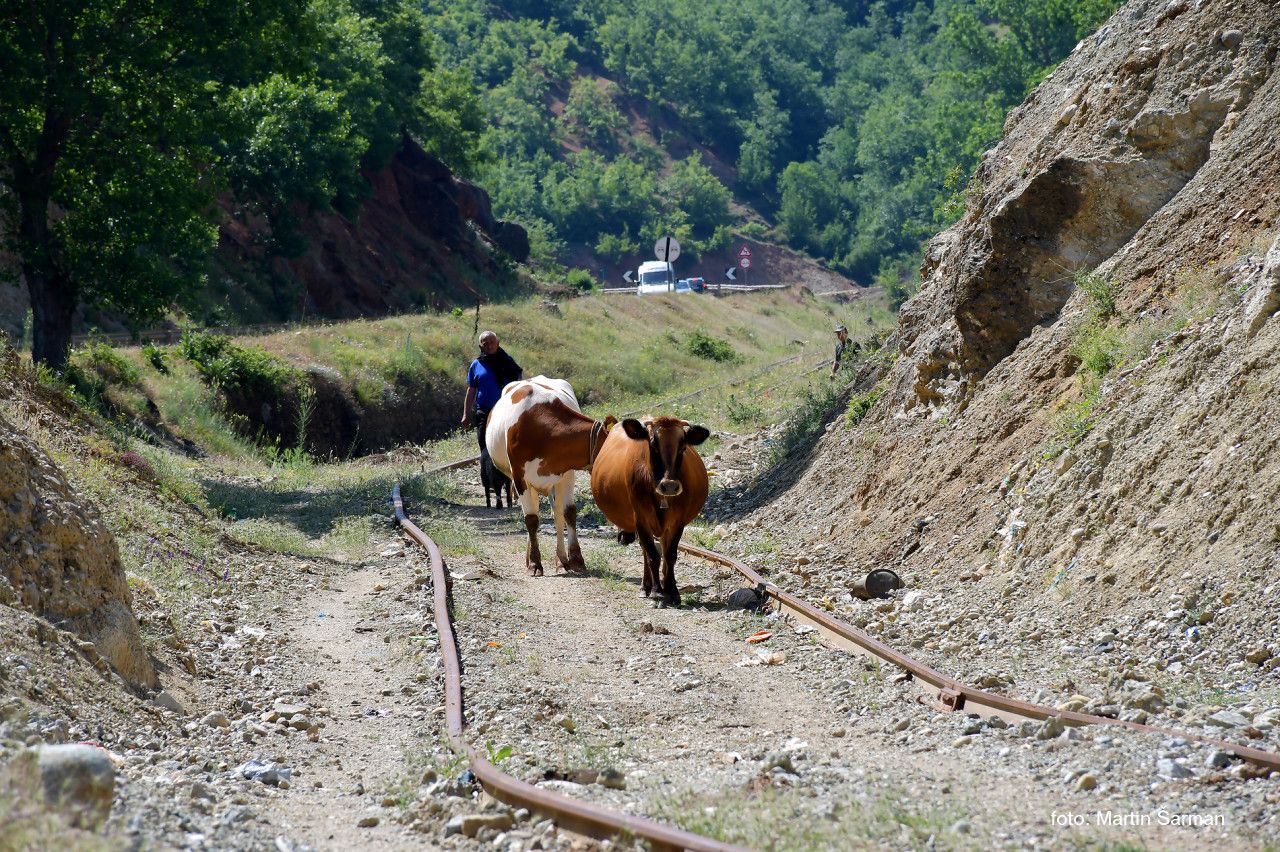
[685,425,710,446]
[621,418,648,441]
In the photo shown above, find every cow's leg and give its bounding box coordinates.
[563,504,587,571]
[563,476,585,570]
[550,476,568,570]
[552,474,585,572]
[635,527,660,599]
[518,487,543,576]
[659,527,685,607]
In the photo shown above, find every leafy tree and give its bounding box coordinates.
[736,88,789,193]
[2,0,491,368]
[658,156,731,238]
[562,77,627,149]
[423,0,1122,288]
[416,65,490,178]
[595,227,640,261]
[0,0,308,370]
[484,68,560,161]
[222,0,450,234]
[778,161,840,252]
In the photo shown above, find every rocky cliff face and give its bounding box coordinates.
[0,395,156,689]
[898,0,1275,409]
[736,0,1279,695]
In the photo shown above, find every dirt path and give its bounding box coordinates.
[265,555,437,850]
[444,520,1028,848]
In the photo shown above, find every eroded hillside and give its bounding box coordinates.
[731,0,1280,734]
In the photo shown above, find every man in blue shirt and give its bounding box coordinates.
[462,331,523,506]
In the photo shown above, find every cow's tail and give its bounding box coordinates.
[616,530,636,546]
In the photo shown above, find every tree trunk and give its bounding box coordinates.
[18,183,76,373]
[28,268,77,373]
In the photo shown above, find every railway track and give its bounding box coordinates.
[394,465,1280,849]
[393,483,748,852]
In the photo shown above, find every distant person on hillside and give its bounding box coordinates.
[830,323,860,377]
[462,331,522,506]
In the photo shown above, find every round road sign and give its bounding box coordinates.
[654,236,681,262]
[739,257,752,269]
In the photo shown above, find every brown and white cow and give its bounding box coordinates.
[485,376,616,576]
[590,417,709,607]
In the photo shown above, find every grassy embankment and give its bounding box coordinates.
[33,287,889,572]
[235,287,889,436]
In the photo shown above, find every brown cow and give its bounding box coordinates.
[590,417,709,607]
[486,376,617,576]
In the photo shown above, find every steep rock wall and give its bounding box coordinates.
[897,0,1275,409]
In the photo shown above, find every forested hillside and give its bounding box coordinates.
[421,0,1122,295]
[2,0,1119,370]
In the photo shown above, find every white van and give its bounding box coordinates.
[636,261,675,295]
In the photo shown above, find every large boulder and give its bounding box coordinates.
[0,411,157,688]
[35,744,116,829]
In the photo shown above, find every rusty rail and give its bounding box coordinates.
[678,543,1280,772]
[392,483,749,852]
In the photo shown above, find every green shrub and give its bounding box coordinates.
[770,379,844,465]
[76,341,140,387]
[1075,269,1117,319]
[846,383,884,426]
[594,230,639,261]
[179,329,295,393]
[726,393,764,425]
[178,328,231,366]
[64,341,141,404]
[141,342,169,374]
[1070,319,1123,378]
[1058,378,1100,447]
[876,259,919,311]
[565,268,597,292]
[685,329,738,362]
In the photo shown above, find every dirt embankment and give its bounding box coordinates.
[0,362,155,690]
[216,364,463,459]
[215,133,530,324]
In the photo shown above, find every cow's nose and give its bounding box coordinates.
[657,479,683,497]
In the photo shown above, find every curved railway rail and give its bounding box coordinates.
[394,462,1280,849]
